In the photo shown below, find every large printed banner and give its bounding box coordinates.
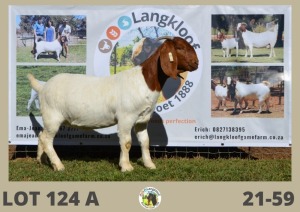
[9,5,291,147]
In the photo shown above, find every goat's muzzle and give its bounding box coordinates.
[188,59,199,71]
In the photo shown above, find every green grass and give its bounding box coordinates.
[16,66,85,116]
[17,44,86,63]
[110,65,133,75]
[9,157,291,181]
[211,47,284,63]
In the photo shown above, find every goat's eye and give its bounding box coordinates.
[176,47,185,51]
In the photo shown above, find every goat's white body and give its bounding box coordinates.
[35,39,62,61]
[221,38,238,57]
[214,85,228,111]
[234,81,270,114]
[239,24,278,58]
[41,67,159,129]
[33,67,159,172]
[28,36,199,172]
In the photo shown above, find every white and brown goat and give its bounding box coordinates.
[211,79,228,111]
[227,77,271,114]
[28,36,199,172]
[217,32,239,58]
[237,22,278,58]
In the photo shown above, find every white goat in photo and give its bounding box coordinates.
[32,36,64,61]
[211,79,228,111]
[27,80,46,111]
[217,32,239,58]
[237,22,278,58]
[228,77,271,114]
[28,36,199,172]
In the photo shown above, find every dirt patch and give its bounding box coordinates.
[239,147,291,159]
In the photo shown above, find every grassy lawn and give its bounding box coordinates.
[110,65,133,75]
[17,44,86,63]
[9,157,291,181]
[211,47,284,63]
[16,66,85,117]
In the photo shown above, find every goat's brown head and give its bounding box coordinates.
[156,36,199,79]
[217,32,226,41]
[237,22,247,32]
[141,36,199,91]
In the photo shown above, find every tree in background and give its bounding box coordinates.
[17,15,86,38]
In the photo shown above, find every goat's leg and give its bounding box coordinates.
[244,47,248,57]
[37,127,65,171]
[236,45,238,57]
[37,132,48,165]
[269,46,276,57]
[34,99,40,109]
[239,99,244,114]
[249,45,254,58]
[118,123,134,172]
[37,113,65,171]
[244,100,249,110]
[223,100,227,111]
[216,100,222,110]
[135,123,156,169]
[27,98,34,111]
[257,101,263,113]
[265,99,271,113]
[56,50,60,61]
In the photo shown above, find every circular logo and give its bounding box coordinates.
[139,187,161,210]
[94,8,203,114]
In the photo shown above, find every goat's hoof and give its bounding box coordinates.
[121,165,134,172]
[53,163,65,171]
[37,153,48,164]
[120,162,134,172]
[144,160,156,169]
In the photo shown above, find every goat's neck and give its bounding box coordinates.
[141,53,169,92]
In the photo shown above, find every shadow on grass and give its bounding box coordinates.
[18,112,169,169]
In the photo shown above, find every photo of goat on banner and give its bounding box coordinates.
[211,14,284,63]
[211,66,284,118]
[16,15,86,63]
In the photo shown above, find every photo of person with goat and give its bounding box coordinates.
[211,14,284,63]
[16,15,86,63]
[211,66,285,118]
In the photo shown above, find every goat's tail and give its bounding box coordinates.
[27,73,43,93]
[262,81,271,87]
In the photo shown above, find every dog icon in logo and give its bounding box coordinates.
[98,39,113,53]
[139,187,161,209]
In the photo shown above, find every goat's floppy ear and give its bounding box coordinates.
[159,41,178,79]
